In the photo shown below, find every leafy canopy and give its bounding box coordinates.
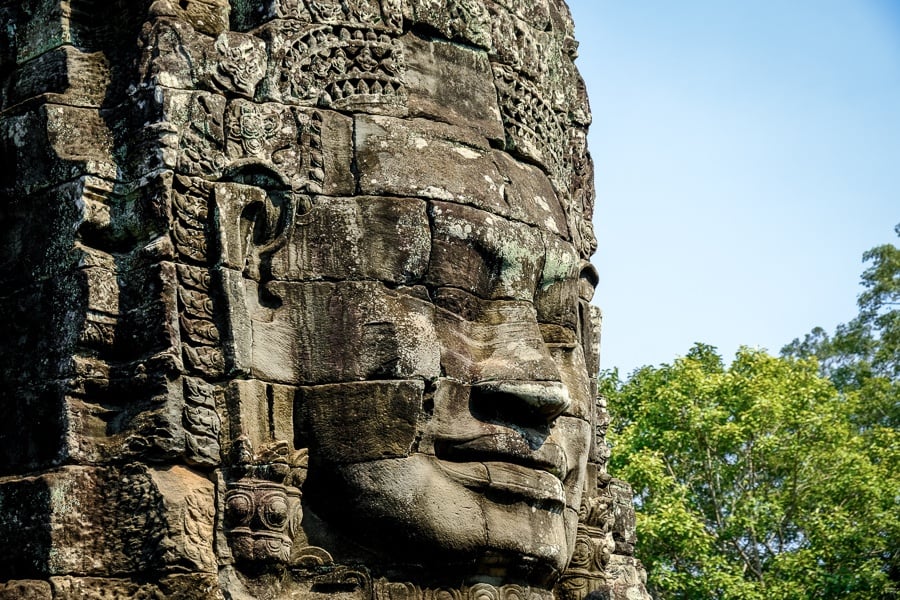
[604,228,900,599]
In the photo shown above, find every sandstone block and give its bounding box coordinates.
[405,0,492,49]
[246,280,440,385]
[0,465,215,579]
[401,33,503,143]
[268,195,430,283]
[140,18,266,98]
[0,580,52,600]
[427,200,544,301]
[123,87,227,179]
[356,114,567,236]
[0,103,114,196]
[534,235,580,332]
[3,46,110,110]
[0,180,88,290]
[50,574,222,599]
[15,0,89,63]
[153,0,232,36]
[225,379,297,451]
[434,298,560,384]
[297,380,423,464]
[609,479,638,556]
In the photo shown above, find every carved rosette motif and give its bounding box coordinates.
[225,479,301,563]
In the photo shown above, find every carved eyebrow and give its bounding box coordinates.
[429,203,545,300]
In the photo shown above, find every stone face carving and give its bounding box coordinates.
[0,0,651,598]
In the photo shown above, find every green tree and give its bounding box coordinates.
[783,224,899,427]
[602,344,900,599]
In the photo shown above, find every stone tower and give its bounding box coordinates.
[0,1,650,598]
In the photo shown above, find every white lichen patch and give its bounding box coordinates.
[451,146,481,159]
[420,186,455,201]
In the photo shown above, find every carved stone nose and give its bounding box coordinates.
[471,380,572,424]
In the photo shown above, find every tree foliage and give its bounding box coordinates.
[604,229,900,599]
[783,224,900,427]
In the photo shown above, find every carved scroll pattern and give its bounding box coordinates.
[172,176,225,378]
[170,174,225,466]
[304,111,326,194]
[183,377,222,467]
[183,487,218,570]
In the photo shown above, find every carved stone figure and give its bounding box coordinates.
[0,0,650,598]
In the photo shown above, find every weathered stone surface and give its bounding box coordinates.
[610,478,639,556]
[245,280,440,384]
[128,87,227,179]
[0,580,52,600]
[14,0,90,63]
[405,0,492,49]
[297,380,423,463]
[140,18,267,98]
[50,574,222,600]
[0,465,214,578]
[0,182,86,290]
[150,0,232,36]
[401,33,504,142]
[434,296,560,384]
[3,46,110,110]
[0,0,650,597]
[224,379,296,452]
[268,195,431,282]
[427,200,545,301]
[534,235,581,330]
[0,103,114,195]
[356,115,568,236]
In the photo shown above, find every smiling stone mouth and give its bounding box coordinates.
[432,433,569,508]
[435,460,567,508]
[433,434,568,480]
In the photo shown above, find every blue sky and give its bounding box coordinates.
[566,0,900,376]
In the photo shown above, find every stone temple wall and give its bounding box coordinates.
[0,1,651,598]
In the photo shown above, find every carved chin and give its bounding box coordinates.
[303,454,578,578]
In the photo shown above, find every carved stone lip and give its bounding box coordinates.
[433,434,568,506]
[435,459,566,508]
[434,433,568,480]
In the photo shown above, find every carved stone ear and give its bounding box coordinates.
[213,166,293,276]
